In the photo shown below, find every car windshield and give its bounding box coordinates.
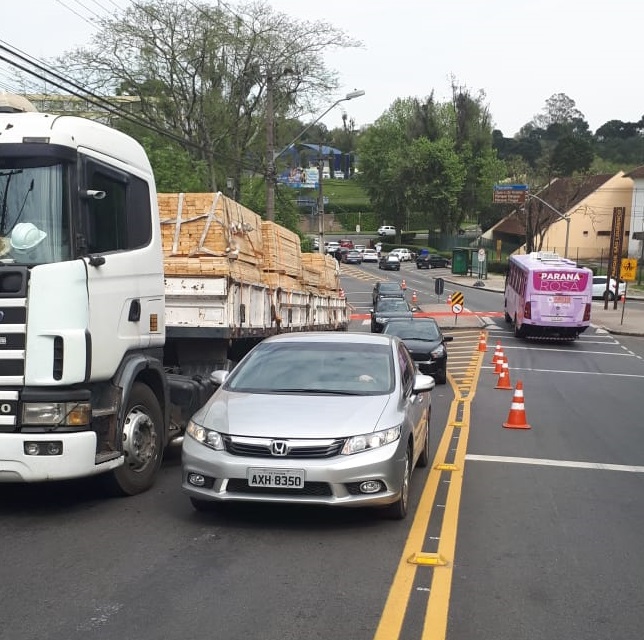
[376,299,409,312]
[378,283,401,292]
[225,341,394,395]
[383,320,441,340]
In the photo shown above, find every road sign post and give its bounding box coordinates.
[450,291,464,326]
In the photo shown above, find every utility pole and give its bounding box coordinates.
[265,71,276,221]
[317,143,325,254]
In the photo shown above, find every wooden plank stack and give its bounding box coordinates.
[159,192,339,294]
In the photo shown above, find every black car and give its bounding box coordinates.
[372,281,406,305]
[416,253,450,269]
[378,254,401,271]
[370,297,414,333]
[381,317,453,384]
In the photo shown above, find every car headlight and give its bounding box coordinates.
[342,426,401,455]
[430,345,446,358]
[375,316,387,323]
[186,420,224,451]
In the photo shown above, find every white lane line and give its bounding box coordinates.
[465,454,644,473]
[492,347,635,356]
[481,366,644,378]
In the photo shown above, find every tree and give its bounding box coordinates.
[53,0,360,216]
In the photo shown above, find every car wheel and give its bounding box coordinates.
[436,368,447,385]
[384,445,412,520]
[416,264,421,269]
[417,416,430,468]
[504,312,512,323]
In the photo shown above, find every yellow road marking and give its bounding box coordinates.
[373,332,485,640]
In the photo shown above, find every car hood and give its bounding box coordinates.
[398,337,441,357]
[193,391,396,438]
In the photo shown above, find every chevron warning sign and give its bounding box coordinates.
[450,291,464,307]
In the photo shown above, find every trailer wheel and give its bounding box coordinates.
[103,382,164,496]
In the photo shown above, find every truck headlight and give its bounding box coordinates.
[22,402,91,426]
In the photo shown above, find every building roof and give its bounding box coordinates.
[491,174,615,237]
[623,166,644,179]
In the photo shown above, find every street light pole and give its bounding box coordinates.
[264,89,365,243]
[526,193,571,259]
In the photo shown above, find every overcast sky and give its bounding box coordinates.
[1,0,642,137]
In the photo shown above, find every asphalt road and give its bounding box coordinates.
[1,261,643,640]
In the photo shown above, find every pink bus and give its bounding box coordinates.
[504,252,593,340]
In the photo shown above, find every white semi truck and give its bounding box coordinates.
[0,95,348,495]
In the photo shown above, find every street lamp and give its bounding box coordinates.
[265,90,365,238]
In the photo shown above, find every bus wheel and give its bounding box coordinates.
[103,382,164,496]
[504,311,511,323]
[513,315,524,338]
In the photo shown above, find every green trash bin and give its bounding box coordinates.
[451,248,469,275]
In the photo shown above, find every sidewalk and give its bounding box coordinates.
[419,272,644,337]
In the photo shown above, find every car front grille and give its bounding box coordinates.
[223,436,345,459]
[226,479,333,496]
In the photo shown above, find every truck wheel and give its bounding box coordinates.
[104,382,164,496]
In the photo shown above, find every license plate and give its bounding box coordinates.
[247,468,305,489]
[553,296,571,304]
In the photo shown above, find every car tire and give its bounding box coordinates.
[417,417,430,468]
[436,368,447,385]
[384,444,411,520]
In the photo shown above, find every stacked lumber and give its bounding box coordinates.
[301,253,340,291]
[159,192,340,295]
[159,192,263,269]
[261,221,302,277]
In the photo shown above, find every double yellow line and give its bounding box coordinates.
[374,344,484,640]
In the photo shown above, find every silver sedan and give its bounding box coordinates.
[182,332,435,519]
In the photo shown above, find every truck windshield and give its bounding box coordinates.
[0,163,71,265]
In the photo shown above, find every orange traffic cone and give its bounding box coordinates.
[411,290,418,305]
[491,341,503,366]
[401,279,407,290]
[503,380,532,429]
[495,357,513,390]
[446,294,452,305]
[493,347,505,374]
[478,332,487,352]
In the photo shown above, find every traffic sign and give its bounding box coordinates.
[493,184,528,204]
[452,303,463,315]
[477,248,486,262]
[620,258,637,282]
[450,291,464,307]
[435,277,444,296]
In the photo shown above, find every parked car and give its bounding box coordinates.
[592,276,626,300]
[382,318,453,384]
[354,244,366,253]
[372,281,405,305]
[182,332,435,519]
[370,297,414,333]
[389,248,413,262]
[379,254,401,271]
[377,225,396,237]
[339,239,354,249]
[416,252,450,269]
[362,248,379,263]
[341,249,363,264]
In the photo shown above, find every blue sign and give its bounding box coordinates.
[494,184,528,191]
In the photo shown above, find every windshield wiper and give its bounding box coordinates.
[271,388,364,395]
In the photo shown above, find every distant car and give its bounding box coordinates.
[382,318,453,384]
[416,252,450,269]
[379,254,401,271]
[341,249,363,264]
[389,248,413,262]
[181,332,435,519]
[325,241,340,254]
[377,225,396,237]
[372,281,405,305]
[311,236,320,250]
[339,239,354,249]
[362,248,379,263]
[354,244,366,253]
[592,276,626,300]
[370,297,414,333]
